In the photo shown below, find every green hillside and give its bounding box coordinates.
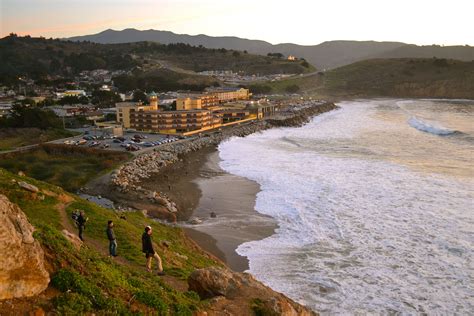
[0,34,313,86]
[263,58,474,99]
[0,168,221,314]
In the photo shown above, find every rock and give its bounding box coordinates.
[18,171,26,177]
[188,267,317,316]
[18,181,39,193]
[61,229,83,250]
[210,212,217,218]
[175,252,188,260]
[0,194,50,300]
[188,267,237,299]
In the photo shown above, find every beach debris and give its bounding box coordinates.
[18,181,39,193]
[189,217,202,225]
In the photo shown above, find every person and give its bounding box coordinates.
[77,211,88,241]
[106,220,117,257]
[141,226,164,275]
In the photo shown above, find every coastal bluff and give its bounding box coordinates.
[110,101,338,221]
[0,194,50,300]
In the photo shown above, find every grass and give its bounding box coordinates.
[0,168,221,314]
[0,128,78,151]
[0,144,130,192]
[264,58,474,99]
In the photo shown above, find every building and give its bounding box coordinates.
[129,108,221,133]
[205,87,251,103]
[176,96,202,110]
[116,102,158,128]
[214,109,251,123]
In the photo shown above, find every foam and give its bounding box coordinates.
[218,100,474,314]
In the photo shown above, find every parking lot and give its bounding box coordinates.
[52,129,187,154]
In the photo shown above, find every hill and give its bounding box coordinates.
[0,35,311,85]
[0,167,316,315]
[262,58,474,99]
[68,28,474,70]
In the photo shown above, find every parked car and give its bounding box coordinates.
[117,137,126,142]
[89,141,100,147]
[77,139,87,145]
[113,139,123,143]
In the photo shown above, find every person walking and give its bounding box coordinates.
[141,226,164,275]
[77,211,88,241]
[106,220,117,257]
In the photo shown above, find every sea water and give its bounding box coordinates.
[218,99,474,314]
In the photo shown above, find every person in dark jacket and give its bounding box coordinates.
[106,220,117,257]
[141,226,164,275]
[77,211,88,241]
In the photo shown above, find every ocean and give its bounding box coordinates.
[218,99,474,314]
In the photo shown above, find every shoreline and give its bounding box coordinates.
[183,150,276,272]
[84,100,338,269]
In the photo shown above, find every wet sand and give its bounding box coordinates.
[183,150,276,272]
[139,146,277,272]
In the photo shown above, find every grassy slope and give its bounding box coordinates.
[0,128,77,151]
[0,144,131,192]
[265,58,474,99]
[0,168,222,315]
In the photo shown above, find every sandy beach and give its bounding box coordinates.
[183,150,276,271]
[139,146,276,271]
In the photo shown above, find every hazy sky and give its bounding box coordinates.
[1,0,473,45]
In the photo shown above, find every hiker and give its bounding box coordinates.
[141,226,164,275]
[106,220,117,257]
[77,211,88,241]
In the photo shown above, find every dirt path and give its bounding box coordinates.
[54,195,188,292]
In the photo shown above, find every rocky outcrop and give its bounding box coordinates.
[110,102,337,221]
[0,195,50,300]
[61,229,83,251]
[188,267,317,316]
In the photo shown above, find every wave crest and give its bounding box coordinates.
[408,117,458,136]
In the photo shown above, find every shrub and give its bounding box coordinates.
[54,292,93,314]
[135,291,169,314]
[51,269,108,309]
[285,84,300,93]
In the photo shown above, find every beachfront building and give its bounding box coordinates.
[116,102,158,128]
[129,108,222,133]
[205,87,251,103]
[116,88,258,134]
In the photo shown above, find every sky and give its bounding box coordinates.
[1,0,473,46]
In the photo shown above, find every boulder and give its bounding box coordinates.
[0,194,50,300]
[61,229,83,250]
[188,267,317,316]
[18,181,39,193]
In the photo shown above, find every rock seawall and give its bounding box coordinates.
[110,101,337,220]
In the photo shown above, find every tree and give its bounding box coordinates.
[132,90,148,103]
[5,104,62,129]
[232,51,241,57]
[91,90,121,108]
[267,53,283,59]
[301,60,310,68]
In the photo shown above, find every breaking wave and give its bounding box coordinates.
[408,117,459,136]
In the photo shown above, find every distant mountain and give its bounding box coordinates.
[68,29,474,70]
